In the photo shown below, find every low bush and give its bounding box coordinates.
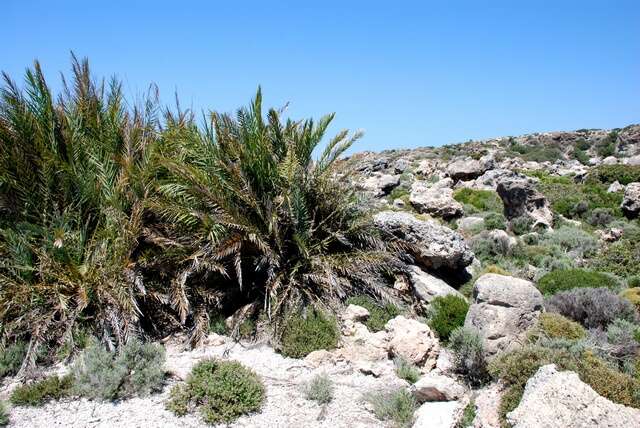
[0,341,27,379]
[605,319,640,362]
[167,359,265,424]
[394,357,421,384]
[546,287,638,329]
[366,388,417,428]
[428,295,470,342]
[448,327,489,386]
[0,401,7,426]
[10,375,73,407]
[587,164,640,186]
[620,287,640,311]
[208,313,227,335]
[596,132,618,157]
[573,148,590,165]
[587,208,615,227]
[509,216,533,235]
[470,231,514,263]
[72,339,165,401]
[483,212,507,230]
[456,400,476,428]
[453,188,503,213]
[536,313,586,340]
[345,296,401,332]
[537,269,619,296]
[590,239,640,278]
[280,310,339,358]
[303,373,334,404]
[540,226,598,258]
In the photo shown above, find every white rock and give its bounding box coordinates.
[409,265,464,304]
[621,182,640,219]
[411,373,466,402]
[413,400,464,428]
[464,274,543,357]
[385,316,440,369]
[410,180,464,219]
[507,364,640,428]
[607,180,625,193]
[343,304,370,322]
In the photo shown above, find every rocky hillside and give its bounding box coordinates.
[2,123,640,428]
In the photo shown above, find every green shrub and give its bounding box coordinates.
[541,226,598,257]
[366,388,417,428]
[303,373,334,404]
[483,212,507,230]
[590,239,640,278]
[394,357,421,384]
[620,287,640,312]
[0,341,27,379]
[455,400,476,428]
[72,339,165,401]
[453,188,503,213]
[167,359,265,424]
[573,148,590,165]
[588,208,615,227]
[448,327,489,386]
[587,164,640,186]
[546,287,638,329]
[538,181,623,219]
[537,313,586,340]
[575,138,591,151]
[510,216,533,235]
[511,145,563,162]
[280,310,339,358]
[596,132,618,157]
[428,295,470,342]
[0,401,7,426]
[10,375,73,407]
[537,268,619,296]
[346,296,401,332]
[209,313,227,335]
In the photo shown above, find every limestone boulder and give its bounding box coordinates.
[464,274,543,357]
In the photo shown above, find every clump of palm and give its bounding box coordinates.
[0,56,159,371]
[151,89,405,342]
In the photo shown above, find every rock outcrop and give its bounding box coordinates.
[385,316,440,369]
[621,182,640,219]
[410,178,464,219]
[497,177,553,229]
[411,373,466,402]
[507,364,640,428]
[373,211,474,271]
[464,274,543,357]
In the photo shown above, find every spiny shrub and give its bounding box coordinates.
[346,296,401,332]
[394,357,421,384]
[573,148,590,165]
[470,231,514,263]
[10,375,73,407]
[0,401,7,426]
[167,359,265,424]
[546,287,638,329]
[0,341,27,379]
[72,339,165,400]
[596,132,618,157]
[537,269,619,296]
[605,319,640,362]
[448,327,489,386]
[536,313,586,340]
[280,310,339,358]
[453,188,503,213]
[303,373,334,404]
[620,287,640,311]
[366,388,417,428]
[483,212,507,230]
[590,239,640,278]
[427,295,469,342]
[456,400,476,428]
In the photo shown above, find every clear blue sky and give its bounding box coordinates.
[3,1,639,152]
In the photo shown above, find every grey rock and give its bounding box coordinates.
[360,173,400,196]
[464,274,543,357]
[507,364,640,428]
[446,158,490,181]
[457,216,485,233]
[497,177,553,229]
[607,180,625,193]
[621,182,640,219]
[413,401,465,428]
[373,211,474,270]
[410,179,464,219]
[409,265,464,303]
[411,373,467,402]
